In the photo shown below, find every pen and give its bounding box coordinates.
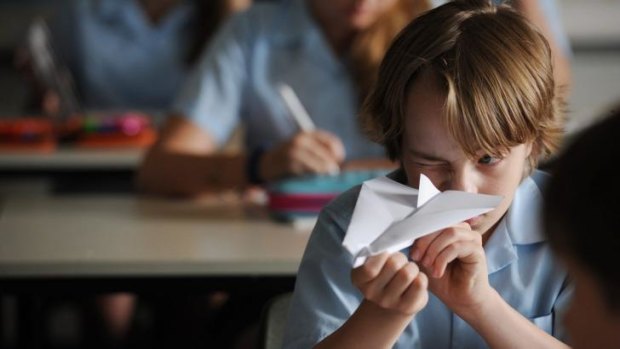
[277,83,316,132]
[277,83,340,175]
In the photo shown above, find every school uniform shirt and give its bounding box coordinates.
[282,170,573,349]
[49,0,193,111]
[172,0,385,160]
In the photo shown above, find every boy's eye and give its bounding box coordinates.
[478,154,500,165]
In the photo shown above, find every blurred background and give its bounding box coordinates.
[1,0,619,131]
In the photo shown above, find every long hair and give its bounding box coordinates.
[348,0,430,101]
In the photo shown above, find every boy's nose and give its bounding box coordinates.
[449,167,478,193]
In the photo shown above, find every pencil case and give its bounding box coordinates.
[0,118,56,153]
[267,169,390,221]
[71,112,157,148]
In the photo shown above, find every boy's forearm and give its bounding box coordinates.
[459,288,570,349]
[315,300,414,349]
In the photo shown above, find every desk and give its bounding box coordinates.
[0,195,311,281]
[0,195,311,347]
[0,147,145,196]
[0,147,144,171]
[0,194,312,295]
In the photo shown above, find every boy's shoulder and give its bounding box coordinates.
[320,169,404,231]
[321,185,363,232]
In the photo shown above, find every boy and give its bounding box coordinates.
[283,0,571,348]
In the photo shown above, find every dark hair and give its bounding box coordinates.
[543,105,620,311]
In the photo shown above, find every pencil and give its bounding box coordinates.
[277,83,316,132]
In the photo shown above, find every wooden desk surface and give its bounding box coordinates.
[0,195,312,278]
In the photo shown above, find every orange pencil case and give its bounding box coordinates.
[0,118,57,153]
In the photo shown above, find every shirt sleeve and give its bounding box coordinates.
[171,12,250,146]
[282,202,363,348]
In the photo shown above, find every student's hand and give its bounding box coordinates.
[351,252,429,316]
[259,130,345,181]
[410,223,493,315]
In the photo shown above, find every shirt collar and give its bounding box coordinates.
[485,174,547,274]
[506,174,547,245]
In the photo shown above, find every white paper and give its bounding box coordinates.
[343,174,502,267]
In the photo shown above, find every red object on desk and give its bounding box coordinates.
[73,112,157,149]
[268,193,336,213]
[0,118,57,153]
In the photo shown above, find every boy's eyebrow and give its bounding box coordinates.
[408,149,448,162]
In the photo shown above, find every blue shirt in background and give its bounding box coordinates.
[283,170,573,349]
[49,0,193,111]
[172,0,385,160]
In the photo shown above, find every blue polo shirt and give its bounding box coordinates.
[172,0,385,160]
[283,170,572,348]
[49,0,193,111]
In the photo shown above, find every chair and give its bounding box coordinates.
[258,292,293,349]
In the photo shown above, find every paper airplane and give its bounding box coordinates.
[343,174,502,267]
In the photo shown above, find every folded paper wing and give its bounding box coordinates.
[343,174,502,267]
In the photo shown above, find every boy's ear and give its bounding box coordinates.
[525,142,534,158]
[523,141,537,178]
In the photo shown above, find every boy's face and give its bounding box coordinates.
[401,70,531,238]
[563,257,620,349]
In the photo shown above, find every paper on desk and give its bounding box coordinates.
[343,174,502,268]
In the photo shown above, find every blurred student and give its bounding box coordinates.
[18,1,250,348]
[22,0,251,115]
[283,1,572,347]
[543,106,620,349]
[510,0,572,93]
[137,0,570,197]
[137,0,432,196]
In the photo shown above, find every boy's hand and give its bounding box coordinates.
[259,130,345,181]
[352,252,429,316]
[410,223,493,315]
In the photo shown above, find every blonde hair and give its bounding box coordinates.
[348,0,430,100]
[361,0,564,171]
